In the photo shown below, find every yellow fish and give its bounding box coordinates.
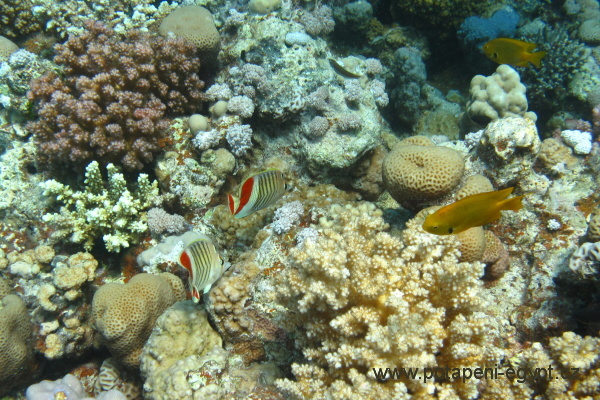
[482,38,547,68]
[422,187,524,235]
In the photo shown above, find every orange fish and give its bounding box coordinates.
[422,187,524,235]
[228,169,289,218]
[482,38,546,68]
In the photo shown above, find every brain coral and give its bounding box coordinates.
[382,136,464,210]
[274,202,506,399]
[0,293,34,394]
[92,273,186,369]
[159,6,220,65]
[27,21,206,173]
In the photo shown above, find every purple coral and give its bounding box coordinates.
[27,21,206,173]
[147,208,186,236]
[225,124,253,156]
[300,5,335,37]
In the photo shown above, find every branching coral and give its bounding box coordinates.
[274,202,507,399]
[519,26,587,118]
[41,161,160,252]
[27,21,205,173]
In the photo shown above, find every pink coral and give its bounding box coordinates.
[27,21,206,172]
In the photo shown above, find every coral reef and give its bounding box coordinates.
[158,6,220,66]
[274,202,507,398]
[30,0,176,38]
[26,373,126,400]
[463,64,537,130]
[477,117,542,185]
[382,136,464,210]
[0,50,56,116]
[390,0,489,33]
[41,161,160,252]
[0,0,43,38]
[27,21,205,173]
[519,26,588,116]
[1,247,98,361]
[0,281,34,395]
[140,302,223,399]
[91,273,186,369]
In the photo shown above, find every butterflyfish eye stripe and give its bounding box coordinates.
[177,234,228,300]
[228,169,289,218]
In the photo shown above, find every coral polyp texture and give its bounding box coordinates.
[382,136,464,210]
[27,21,206,173]
[91,273,186,370]
[41,161,160,252]
[274,202,507,399]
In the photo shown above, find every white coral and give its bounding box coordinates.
[41,161,160,252]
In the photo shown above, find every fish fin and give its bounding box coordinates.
[528,51,547,68]
[500,195,524,211]
[523,41,539,51]
[486,210,503,225]
[513,60,530,68]
[488,187,514,201]
[228,194,237,214]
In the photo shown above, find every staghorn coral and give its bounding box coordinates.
[274,202,507,399]
[27,21,205,173]
[91,273,186,370]
[41,161,160,252]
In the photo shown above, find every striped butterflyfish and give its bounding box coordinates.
[178,235,226,302]
[228,169,289,218]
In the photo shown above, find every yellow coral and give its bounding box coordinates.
[275,202,507,398]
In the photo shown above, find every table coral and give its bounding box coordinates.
[41,161,159,252]
[274,202,507,399]
[27,21,206,173]
[91,273,186,369]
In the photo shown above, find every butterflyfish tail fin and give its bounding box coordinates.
[228,194,237,214]
[529,51,546,68]
[501,195,524,211]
